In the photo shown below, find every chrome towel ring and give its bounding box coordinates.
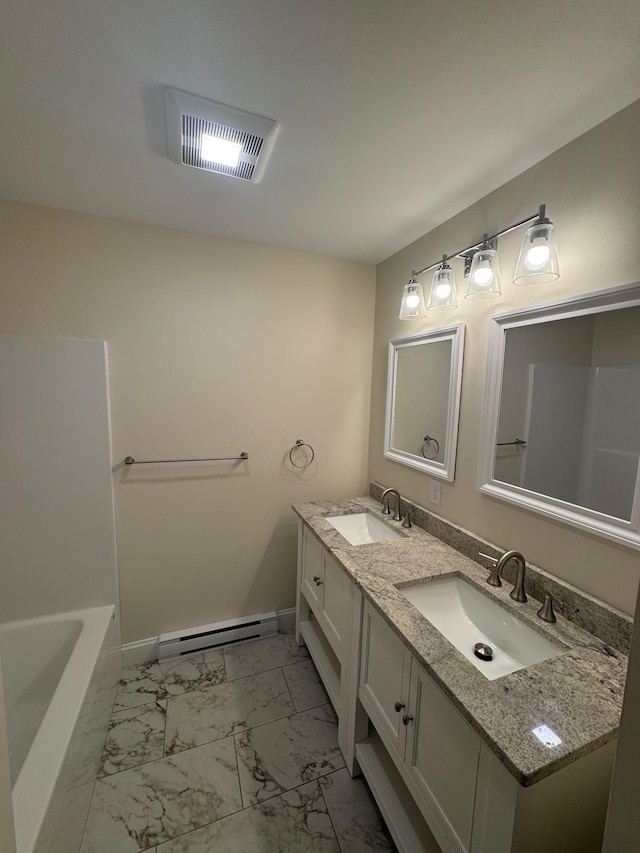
[289,439,315,469]
[421,435,440,460]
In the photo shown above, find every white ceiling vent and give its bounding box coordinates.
[164,88,280,183]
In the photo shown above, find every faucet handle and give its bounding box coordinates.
[537,593,557,624]
[402,511,412,529]
[479,552,501,587]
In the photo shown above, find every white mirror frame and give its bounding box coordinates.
[478,281,640,550]
[384,323,465,482]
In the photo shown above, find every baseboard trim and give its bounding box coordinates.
[121,608,297,666]
[277,607,296,633]
[121,636,158,667]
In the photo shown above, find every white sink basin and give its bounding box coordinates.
[327,512,404,546]
[399,575,562,679]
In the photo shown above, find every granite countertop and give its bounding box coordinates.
[293,496,628,787]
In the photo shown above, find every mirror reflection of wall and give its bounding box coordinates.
[393,339,451,463]
[385,324,464,481]
[495,306,640,522]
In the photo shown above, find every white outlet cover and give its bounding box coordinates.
[430,480,442,506]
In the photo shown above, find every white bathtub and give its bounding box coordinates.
[0,606,121,853]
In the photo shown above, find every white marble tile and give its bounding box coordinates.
[157,781,339,853]
[320,768,395,852]
[235,703,345,806]
[114,662,165,712]
[99,701,167,776]
[158,649,226,697]
[283,658,329,712]
[80,737,242,853]
[165,668,294,755]
[224,632,309,681]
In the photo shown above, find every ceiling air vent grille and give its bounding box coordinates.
[165,88,279,184]
[181,115,264,181]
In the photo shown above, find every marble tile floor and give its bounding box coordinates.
[81,632,396,852]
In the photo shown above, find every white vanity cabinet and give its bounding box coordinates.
[295,517,615,853]
[295,520,360,762]
[298,523,349,659]
[356,600,615,853]
[359,601,480,853]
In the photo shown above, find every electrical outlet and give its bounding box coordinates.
[429,479,442,506]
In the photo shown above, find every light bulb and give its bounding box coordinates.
[200,134,243,167]
[435,283,451,299]
[472,267,493,286]
[525,244,550,270]
[405,292,420,309]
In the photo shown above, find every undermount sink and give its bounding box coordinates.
[398,575,563,679]
[327,512,404,546]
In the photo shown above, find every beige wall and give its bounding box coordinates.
[0,662,15,853]
[0,201,375,643]
[370,99,640,614]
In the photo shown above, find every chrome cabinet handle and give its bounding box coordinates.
[394,701,405,712]
[402,713,414,726]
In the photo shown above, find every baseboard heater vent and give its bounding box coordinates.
[158,611,278,660]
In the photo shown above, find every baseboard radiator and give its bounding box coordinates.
[157,611,278,660]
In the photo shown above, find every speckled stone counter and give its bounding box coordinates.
[293,496,629,787]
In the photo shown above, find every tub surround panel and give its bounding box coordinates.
[293,497,627,786]
[368,481,632,654]
[0,335,119,624]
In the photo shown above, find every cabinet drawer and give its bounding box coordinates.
[301,527,324,611]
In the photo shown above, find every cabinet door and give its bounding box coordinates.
[321,551,347,659]
[359,602,411,755]
[301,527,324,611]
[405,659,481,853]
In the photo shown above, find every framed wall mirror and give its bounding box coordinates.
[384,324,465,481]
[478,282,640,549]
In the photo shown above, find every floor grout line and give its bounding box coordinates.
[85,635,388,852]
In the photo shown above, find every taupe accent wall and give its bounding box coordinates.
[369,99,640,615]
[0,201,375,642]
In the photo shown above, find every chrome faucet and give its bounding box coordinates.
[381,488,402,521]
[486,549,528,603]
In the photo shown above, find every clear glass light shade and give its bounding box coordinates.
[427,266,457,310]
[465,248,502,299]
[399,277,426,320]
[514,221,559,285]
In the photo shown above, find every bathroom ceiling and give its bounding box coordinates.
[0,1,639,264]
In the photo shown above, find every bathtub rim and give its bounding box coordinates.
[5,605,117,853]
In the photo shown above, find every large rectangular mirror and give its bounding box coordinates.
[385,324,465,481]
[478,282,640,549]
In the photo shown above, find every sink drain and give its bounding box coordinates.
[474,642,493,662]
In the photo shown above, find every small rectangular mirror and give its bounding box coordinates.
[478,282,640,549]
[384,324,465,481]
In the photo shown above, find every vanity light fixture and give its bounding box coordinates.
[513,205,560,285]
[465,235,502,300]
[399,275,427,320]
[398,204,559,317]
[427,256,457,310]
